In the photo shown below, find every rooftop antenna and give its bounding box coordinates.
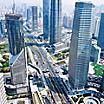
[12,0,15,13]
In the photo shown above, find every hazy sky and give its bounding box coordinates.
[1,0,104,6]
[0,0,104,14]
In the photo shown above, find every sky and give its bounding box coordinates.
[0,0,104,14]
[1,0,104,6]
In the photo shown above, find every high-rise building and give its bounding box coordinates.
[63,15,72,29]
[27,8,31,21]
[90,45,101,64]
[94,17,100,38]
[10,49,27,85]
[43,0,51,40]
[50,0,62,45]
[97,13,104,58]
[31,6,38,32]
[5,14,24,56]
[5,14,28,91]
[69,2,95,89]
[0,19,5,37]
[0,73,8,104]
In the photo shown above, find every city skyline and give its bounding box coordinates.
[0,0,104,103]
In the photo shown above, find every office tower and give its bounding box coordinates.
[97,13,104,58]
[43,0,50,40]
[10,49,27,85]
[31,6,38,32]
[0,73,8,104]
[69,2,95,89]
[27,8,31,21]
[21,3,27,19]
[50,0,62,45]
[63,15,68,28]
[0,20,4,37]
[63,15,72,29]
[94,17,100,38]
[5,14,24,56]
[90,45,101,63]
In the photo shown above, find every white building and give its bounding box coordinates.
[0,73,8,104]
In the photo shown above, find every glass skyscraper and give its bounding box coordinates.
[43,0,50,40]
[5,14,24,56]
[97,13,104,58]
[69,2,95,89]
[50,0,62,45]
[31,6,38,32]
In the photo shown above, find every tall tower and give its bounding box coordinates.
[97,13,104,58]
[5,14,24,56]
[31,6,38,32]
[5,14,27,88]
[50,0,62,45]
[69,2,95,89]
[43,0,51,40]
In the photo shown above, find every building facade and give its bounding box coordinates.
[27,8,31,21]
[69,2,95,89]
[50,0,62,45]
[31,6,38,32]
[10,49,27,85]
[5,14,24,56]
[0,73,8,104]
[43,0,50,40]
[90,45,101,64]
[97,13,104,58]
[0,19,5,37]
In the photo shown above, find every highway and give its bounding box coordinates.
[26,38,74,104]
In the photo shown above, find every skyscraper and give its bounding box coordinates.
[27,8,31,21]
[97,13,104,58]
[43,0,50,40]
[63,15,72,29]
[5,14,24,56]
[94,17,100,38]
[50,0,62,45]
[69,2,95,89]
[0,73,8,104]
[5,14,28,90]
[31,6,38,32]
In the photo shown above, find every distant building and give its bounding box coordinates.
[50,0,62,45]
[43,0,51,40]
[63,15,72,29]
[0,19,5,37]
[0,73,8,104]
[90,45,101,63]
[94,17,100,38]
[27,8,31,21]
[5,14,24,56]
[31,6,38,32]
[69,2,95,89]
[97,13,104,58]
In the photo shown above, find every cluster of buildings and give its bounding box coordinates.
[0,0,104,104]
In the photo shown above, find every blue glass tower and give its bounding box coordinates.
[43,0,50,40]
[5,14,24,56]
[69,2,95,89]
[97,13,104,58]
[50,0,62,45]
[31,6,38,32]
